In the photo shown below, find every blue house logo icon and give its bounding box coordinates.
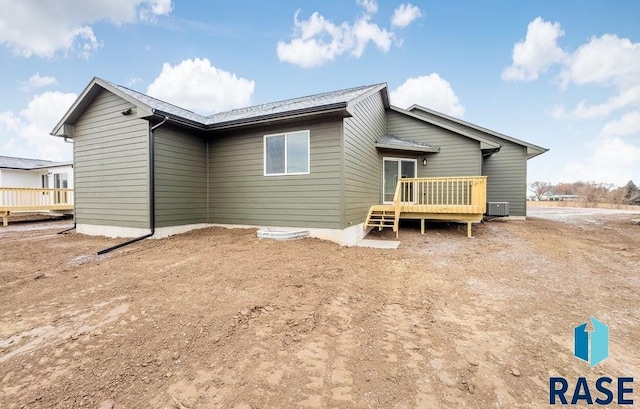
[574,317,609,367]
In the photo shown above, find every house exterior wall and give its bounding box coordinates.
[0,169,42,187]
[407,109,528,217]
[44,165,74,189]
[386,111,482,178]
[208,119,343,229]
[0,166,73,189]
[154,125,208,228]
[481,140,528,217]
[343,91,386,227]
[73,89,149,229]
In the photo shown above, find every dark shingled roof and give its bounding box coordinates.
[0,156,71,170]
[108,81,385,127]
[109,82,207,125]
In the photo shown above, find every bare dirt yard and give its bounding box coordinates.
[1,210,639,408]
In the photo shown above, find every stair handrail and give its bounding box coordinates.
[392,179,403,233]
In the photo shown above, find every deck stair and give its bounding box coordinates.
[365,205,397,231]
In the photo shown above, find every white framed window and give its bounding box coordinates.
[54,173,69,188]
[264,130,310,176]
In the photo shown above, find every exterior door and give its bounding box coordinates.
[383,158,416,203]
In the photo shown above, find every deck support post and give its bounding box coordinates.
[467,222,472,238]
[1,211,9,227]
[421,218,425,235]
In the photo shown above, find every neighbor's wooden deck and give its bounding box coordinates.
[365,176,487,237]
[0,187,74,226]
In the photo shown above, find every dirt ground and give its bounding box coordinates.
[1,211,639,408]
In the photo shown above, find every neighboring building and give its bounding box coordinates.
[542,194,581,201]
[0,156,73,191]
[51,77,547,245]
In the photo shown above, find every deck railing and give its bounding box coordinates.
[0,187,74,211]
[393,176,487,214]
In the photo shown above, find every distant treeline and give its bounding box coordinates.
[529,180,640,206]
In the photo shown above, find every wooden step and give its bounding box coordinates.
[365,207,397,231]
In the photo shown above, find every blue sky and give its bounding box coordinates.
[1,0,639,187]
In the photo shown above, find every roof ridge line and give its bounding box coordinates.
[207,82,386,119]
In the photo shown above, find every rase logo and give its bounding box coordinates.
[574,317,608,367]
[549,318,634,405]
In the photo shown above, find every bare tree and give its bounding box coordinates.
[577,182,611,208]
[529,181,552,200]
[553,182,577,195]
[608,186,627,208]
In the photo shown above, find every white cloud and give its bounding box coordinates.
[0,92,77,161]
[276,12,353,68]
[357,0,378,14]
[501,17,566,81]
[560,34,640,88]
[352,16,394,57]
[20,73,57,92]
[601,110,640,137]
[563,111,640,186]
[0,0,173,58]
[390,74,465,117]
[391,3,422,28]
[146,58,255,115]
[563,136,640,186]
[276,1,398,68]
[555,35,640,119]
[504,20,640,119]
[563,86,640,119]
[139,0,173,22]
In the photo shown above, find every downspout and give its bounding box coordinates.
[97,116,168,255]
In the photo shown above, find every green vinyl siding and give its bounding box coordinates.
[408,109,528,217]
[482,142,527,217]
[208,119,343,228]
[386,110,481,177]
[343,91,386,226]
[73,89,149,228]
[154,125,208,227]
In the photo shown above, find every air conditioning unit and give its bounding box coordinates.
[487,202,509,217]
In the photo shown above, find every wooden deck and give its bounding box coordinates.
[365,176,487,237]
[0,187,74,226]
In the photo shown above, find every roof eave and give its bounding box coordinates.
[207,103,349,131]
[527,147,550,159]
[374,143,440,153]
[0,166,30,170]
[33,162,73,169]
[151,111,208,131]
[51,77,154,138]
[0,163,72,170]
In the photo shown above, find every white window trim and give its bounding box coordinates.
[263,130,311,176]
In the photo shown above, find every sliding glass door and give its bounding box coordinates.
[383,158,416,203]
